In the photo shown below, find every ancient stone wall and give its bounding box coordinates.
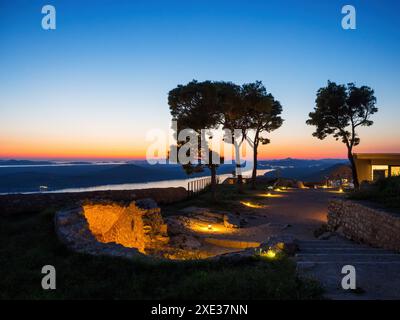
[328,200,400,251]
[82,199,169,253]
[0,187,187,215]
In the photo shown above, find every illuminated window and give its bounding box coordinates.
[372,165,389,181]
[391,166,400,177]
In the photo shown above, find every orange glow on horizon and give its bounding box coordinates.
[1,134,398,161]
[0,136,147,160]
[0,138,350,160]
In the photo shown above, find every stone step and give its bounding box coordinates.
[297,240,364,248]
[298,247,394,254]
[298,261,400,267]
[297,261,400,300]
[296,253,400,263]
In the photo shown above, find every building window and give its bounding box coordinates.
[372,165,389,181]
[391,166,400,177]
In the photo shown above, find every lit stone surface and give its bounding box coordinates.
[82,199,169,253]
[55,207,142,259]
[55,199,169,258]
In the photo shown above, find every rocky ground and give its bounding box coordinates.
[164,189,339,258]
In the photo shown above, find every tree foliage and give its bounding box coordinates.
[168,80,222,199]
[241,81,284,188]
[306,81,378,188]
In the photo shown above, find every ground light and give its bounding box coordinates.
[258,193,283,198]
[328,187,346,194]
[240,201,265,209]
[189,222,235,234]
[259,248,277,259]
[276,186,291,191]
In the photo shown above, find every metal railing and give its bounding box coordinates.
[187,176,220,197]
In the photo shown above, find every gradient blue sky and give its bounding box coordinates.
[0,0,399,160]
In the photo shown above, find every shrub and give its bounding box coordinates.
[350,176,400,210]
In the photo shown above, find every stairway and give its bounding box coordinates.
[296,239,400,300]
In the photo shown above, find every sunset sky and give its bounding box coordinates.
[1,0,399,160]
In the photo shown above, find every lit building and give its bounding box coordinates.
[354,153,400,183]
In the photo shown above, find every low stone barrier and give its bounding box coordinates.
[328,199,400,251]
[0,187,187,215]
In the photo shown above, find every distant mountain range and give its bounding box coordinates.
[0,158,348,193]
[0,159,122,166]
[0,159,55,166]
[259,158,347,168]
[262,158,349,182]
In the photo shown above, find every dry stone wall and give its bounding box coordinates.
[328,199,400,251]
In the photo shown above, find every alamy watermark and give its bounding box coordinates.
[342,5,356,30]
[41,265,56,290]
[146,121,255,175]
[341,265,356,290]
[41,5,56,30]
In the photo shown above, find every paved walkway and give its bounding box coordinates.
[257,189,400,300]
[258,189,335,240]
[198,188,338,249]
[208,189,400,299]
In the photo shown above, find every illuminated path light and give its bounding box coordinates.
[257,193,284,198]
[259,248,277,259]
[327,188,346,194]
[240,201,266,209]
[274,187,291,192]
[189,222,236,234]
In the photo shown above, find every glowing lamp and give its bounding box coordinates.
[266,250,276,258]
[241,201,264,209]
[261,249,276,259]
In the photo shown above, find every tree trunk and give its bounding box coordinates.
[348,150,360,189]
[236,164,244,193]
[251,141,258,190]
[210,164,217,202]
[234,142,244,193]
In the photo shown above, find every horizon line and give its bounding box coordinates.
[0,156,349,162]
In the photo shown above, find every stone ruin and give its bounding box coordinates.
[55,198,170,259]
[83,199,169,253]
[55,200,275,260]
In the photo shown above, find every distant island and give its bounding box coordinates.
[0,159,56,166]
